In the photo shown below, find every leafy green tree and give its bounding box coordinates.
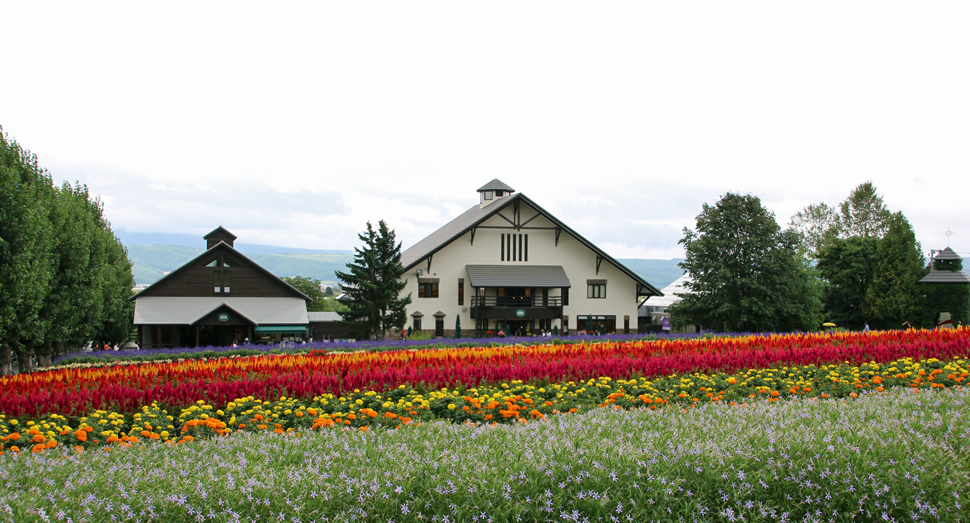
[282,277,348,313]
[863,212,927,330]
[836,181,892,239]
[91,223,135,347]
[670,193,821,332]
[816,236,880,330]
[282,276,326,311]
[336,221,411,340]
[35,183,99,366]
[0,128,54,374]
[789,202,839,258]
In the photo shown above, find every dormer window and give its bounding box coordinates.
[484,191,493,200]
[495,190,504,197]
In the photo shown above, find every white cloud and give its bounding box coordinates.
[1,1,968,259]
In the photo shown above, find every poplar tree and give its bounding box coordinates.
[336,221,411,340]
[0,128,53,373]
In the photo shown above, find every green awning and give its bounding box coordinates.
[254,325,308,334]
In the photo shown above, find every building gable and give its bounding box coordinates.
[401,192,662,298]
[133,242,310,301]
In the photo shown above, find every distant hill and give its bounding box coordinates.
[617,258,685,291]
[125,243,685,290]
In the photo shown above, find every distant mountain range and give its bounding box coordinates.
[122,237,684,291]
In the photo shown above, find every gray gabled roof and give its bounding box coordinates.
[400,192,662,297]
[308,311,342,322]
[920,270,970,284]
[933,247,963,261]
[466,265,571,288]
[477,179,515,192]
[133,297,309,325]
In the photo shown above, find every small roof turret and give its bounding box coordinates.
[477,179,515,193]
[204,226,237,249]
[932,247,963,261]
[477,179,515,207]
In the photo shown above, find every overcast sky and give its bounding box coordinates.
[2,2,968,260]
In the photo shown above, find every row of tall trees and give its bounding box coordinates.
[0,128,134,373]
[672,183,928,332]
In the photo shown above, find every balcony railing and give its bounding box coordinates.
[470,296,562,308]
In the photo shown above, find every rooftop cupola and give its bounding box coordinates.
[477,179,515,207]
[204,226,237,249]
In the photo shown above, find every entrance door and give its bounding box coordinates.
[506,320,533,337]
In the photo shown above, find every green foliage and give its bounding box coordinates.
[789,202,839,257]
[864,212,928,329]
[336,220,412,340]
[670,193,821,332]
[920,283,970,329]
[282,275,327,311]
[407,330,433,341]
[0,127,134,370]
[934,256,964,272]
[816,236,880,330]
[837,181,892,239]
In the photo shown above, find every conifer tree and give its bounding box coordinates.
[336,221,411,340]
[863,212,927,329]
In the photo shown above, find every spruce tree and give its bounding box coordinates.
[863,213,927,329]
[336,221,411,340]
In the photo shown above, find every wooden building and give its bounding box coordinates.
[130,227,311,348]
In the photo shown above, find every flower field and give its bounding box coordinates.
[1,388,968,522]
[1,329,969,455]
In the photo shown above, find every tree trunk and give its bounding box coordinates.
[36,343,53,368]
[0,343,12,376]
[16,341,34,374]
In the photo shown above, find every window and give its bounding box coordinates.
[500,233,528,262]
[413,318,422,331]
[495,190,504,197]
[458,279,464,306]
[484,191,493,200]
[562,287,569,306]
[587,280,606,299]
[213,270,231,293]
[418,278,439,298]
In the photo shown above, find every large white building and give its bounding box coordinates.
[399,180,662,337]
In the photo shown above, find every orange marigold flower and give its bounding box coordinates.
[7,433,20,441]
[872,376,883,385]
[770,391,780,398]
[31,434,46,444]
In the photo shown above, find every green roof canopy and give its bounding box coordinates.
[254,325,307,334]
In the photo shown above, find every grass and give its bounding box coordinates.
[1,387,967,522]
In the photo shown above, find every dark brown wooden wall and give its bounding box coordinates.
[139,245,304,299]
